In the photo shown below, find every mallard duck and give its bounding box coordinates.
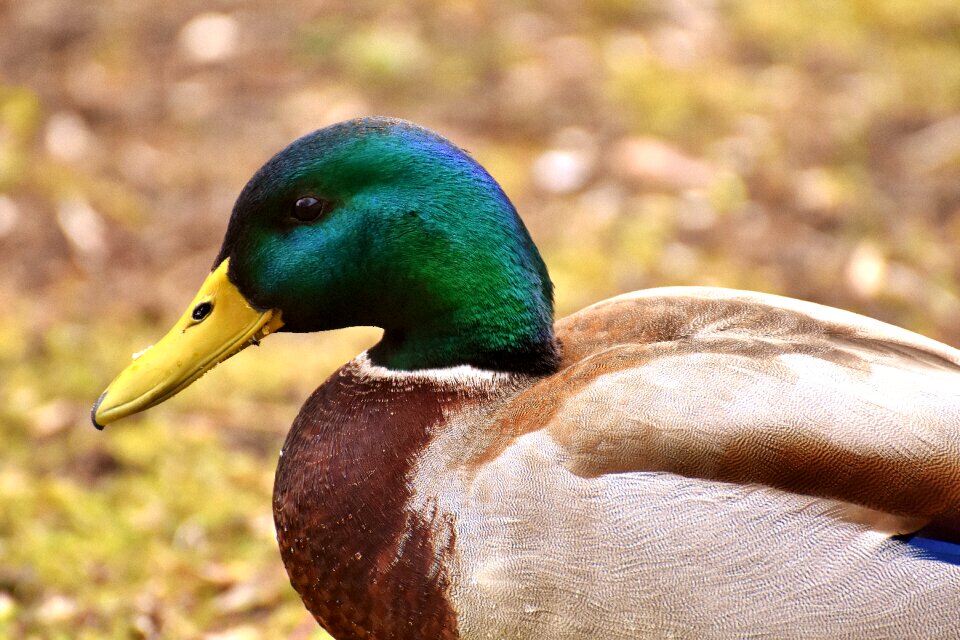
[93,117,960,639]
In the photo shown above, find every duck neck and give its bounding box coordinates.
[368,246,560,375]
[370,319,559,376]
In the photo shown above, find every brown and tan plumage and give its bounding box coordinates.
[273,287,960,638]
[94,119,960,639]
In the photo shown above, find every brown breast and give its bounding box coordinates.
[273,360,498,639]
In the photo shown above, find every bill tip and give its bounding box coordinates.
[91,392,107,430]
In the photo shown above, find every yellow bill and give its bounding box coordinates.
[92,259,283,429]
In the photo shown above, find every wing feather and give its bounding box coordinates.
[538,287,960,529]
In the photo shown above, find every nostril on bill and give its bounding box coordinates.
[192,301,213,322]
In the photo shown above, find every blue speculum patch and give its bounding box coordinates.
[901,535,960,566]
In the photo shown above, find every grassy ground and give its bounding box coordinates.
[2,1,959,637]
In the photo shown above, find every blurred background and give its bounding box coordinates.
[2,0,960,638]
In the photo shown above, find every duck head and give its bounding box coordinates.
[93,117,558,428]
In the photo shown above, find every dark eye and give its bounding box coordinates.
[290,196,330,222]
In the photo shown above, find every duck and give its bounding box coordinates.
[93,117,960,639]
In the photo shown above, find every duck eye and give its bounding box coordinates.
[291,196,329,222]
[192,301,213,322]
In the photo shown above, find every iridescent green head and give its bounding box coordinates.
[94,117,557,428]
[217,117,558,372]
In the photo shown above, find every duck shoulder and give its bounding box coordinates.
[481,286,960,534]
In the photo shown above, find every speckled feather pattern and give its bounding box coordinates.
[275,287,960,639]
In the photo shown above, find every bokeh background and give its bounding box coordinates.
[2,1,960,638]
